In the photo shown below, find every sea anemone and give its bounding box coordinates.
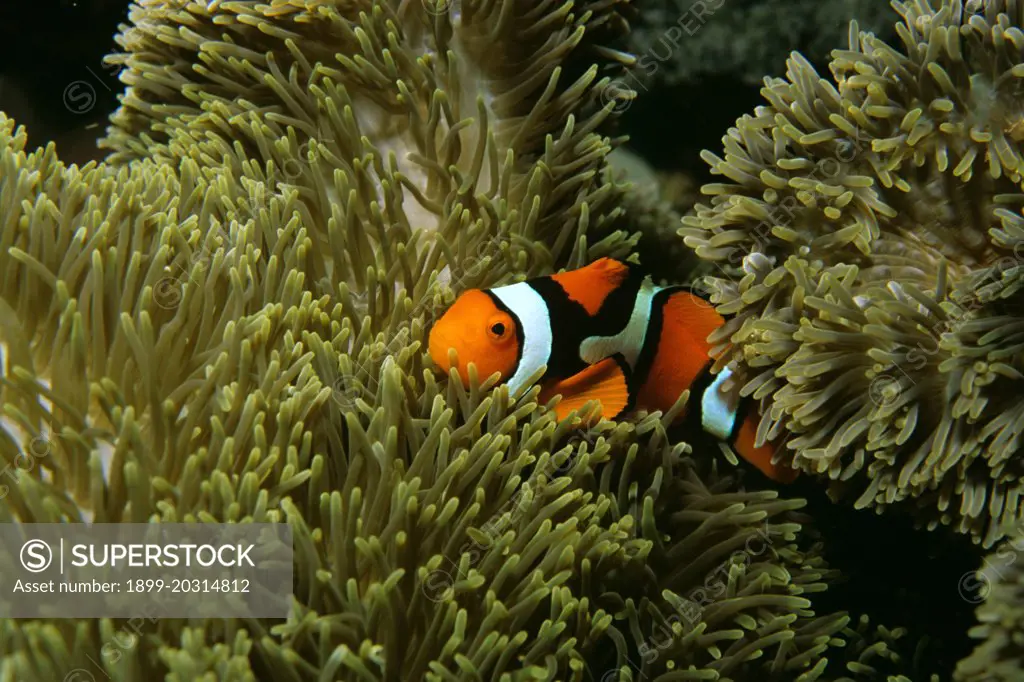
[0,0,884,679]
[681,0,1024,547]
[955,538,1024,681]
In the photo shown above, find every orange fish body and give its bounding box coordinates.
[428,257,797,483]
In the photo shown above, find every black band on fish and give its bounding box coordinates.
[684,359,717,430]
[631,285,683,391]
[729,389,756,444]
[527,276,593,381]
[609,352,636,417]
[592,264,646,335]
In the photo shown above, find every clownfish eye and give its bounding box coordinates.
[486,314,513,342]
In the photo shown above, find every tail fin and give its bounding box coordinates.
[731,409,798,483]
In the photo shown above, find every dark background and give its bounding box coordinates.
[0,0,128,165]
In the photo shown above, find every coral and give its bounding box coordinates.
[681,0,1024,547]
[0,0,901,680]
[955,539,1024,681]
[625,0,898,88]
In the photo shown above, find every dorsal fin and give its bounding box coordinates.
[550,257,630,315]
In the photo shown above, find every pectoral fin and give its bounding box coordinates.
[539,356,631,423]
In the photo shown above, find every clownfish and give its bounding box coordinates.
[427,257,797,483]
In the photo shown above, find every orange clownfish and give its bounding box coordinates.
[427,257,797,483]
